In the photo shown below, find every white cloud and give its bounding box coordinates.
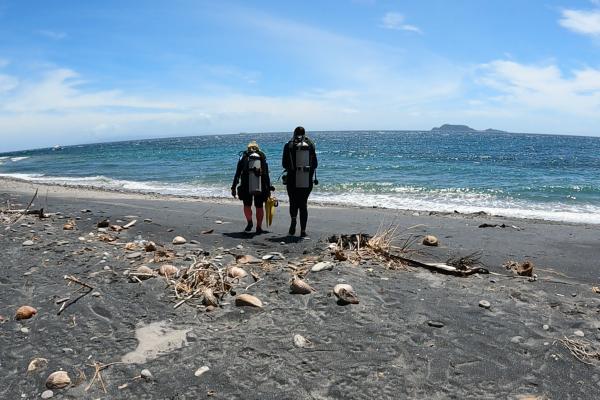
[36,30,67,40]
[559,9,600,37]
[380,12,422,34]
[476,60,600,116]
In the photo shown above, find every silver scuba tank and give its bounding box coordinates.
[295,140,310,189]
[247,152,262,195]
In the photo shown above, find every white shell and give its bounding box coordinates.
[293,334,312,348]
[235,294,263,308]
[159,264,179,278]
[227,266,248,279]
[172,236,187,245]
[27,357,48,373]
[333,284,359,304]
[422,235,439,246]
[237,255,261,264]
[46,371,71,389]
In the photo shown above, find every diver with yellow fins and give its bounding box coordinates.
[231,141,275,234]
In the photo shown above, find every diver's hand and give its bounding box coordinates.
[231,187,237,198]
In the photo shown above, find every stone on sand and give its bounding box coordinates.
[422,235,439,246]
[172,236,187,245]
[194,366,210,377]
[311,261,333,272]
[22,240,34,246]
[574,330,585,337]
[141,369,153,380]
[41,390,54,399]
[478,300,491,309]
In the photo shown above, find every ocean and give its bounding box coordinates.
[1,131,600,224]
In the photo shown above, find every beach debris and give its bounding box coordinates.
[235,294,263,308]
[27,357,49,373]
[110,224,123,232]
[15,305,37,320]
[427,320,445,328]
[478,300,491,309]
[144,241,157,252]
[124,242,138,251]
[215,220,223,224]
[194,366,210,377]
[592,286,600,294]
[201,229,214,234]
[503,260,535,277]
[236,254,261,264]
[333,284,359,304]
[123,219,137,229]
[574,330,585,337]
[422,235,439,246]
[202,288,219,307]
[447,252,484,271]
[227,266,248,279]
[63,220,76,230]
[141,369,153,381]
[290,277,315,294]
[334,249,348,261]
[126,251,143,259]
[172,236,187,245]
[46,371,71,389]
[57,275,94,315]
[22,240,34,246]
[560,336,600,365]
[311,261,333,272]
[41,390,54,399]
[97,219,110,228]
[293,334,312,348]
[129,265,156,281]
[159,264,179,278]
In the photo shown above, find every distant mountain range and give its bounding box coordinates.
[430,124,507,133]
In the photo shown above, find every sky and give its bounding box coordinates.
[1,0,600,152]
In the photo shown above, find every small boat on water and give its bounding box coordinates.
[52,145,63,151]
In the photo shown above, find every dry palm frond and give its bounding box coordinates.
[447,251,484,271]
[560,336,600,365]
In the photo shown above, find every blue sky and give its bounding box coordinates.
[1,0,600,151]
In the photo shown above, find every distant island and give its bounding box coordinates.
[430,124,507,133]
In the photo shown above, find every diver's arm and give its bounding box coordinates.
[282,143,291,171]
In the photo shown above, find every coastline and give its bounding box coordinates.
[2,176,600,398]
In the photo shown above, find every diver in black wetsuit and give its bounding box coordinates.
[231,141,274,234]
[282,126,318,237]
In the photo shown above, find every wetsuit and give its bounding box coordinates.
[282,136,318,235]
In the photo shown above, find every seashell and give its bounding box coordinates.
[124,242,138,251]
[27,357,49,373]
[202,288,219,307]
[110,224,123,232]
[311,261,333,272]
[46,370,71,389]
[172,236,187,245]
[227,266,248,279]
[159,264,179,278]
[15,305,37,320]
[144,241,157,252]
[131,265,155,280]
[422,235,439,246]
[236,254,261,264]
[293,334,312,348]
[290,278,315,295]
[62,223,75,231]
[333,284,359,304]
[235,294,263,308]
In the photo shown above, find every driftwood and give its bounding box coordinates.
[123,219,137,229]
[57,275,95,315]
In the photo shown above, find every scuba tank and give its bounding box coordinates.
[294,138,311,188]
[247,151,262,195]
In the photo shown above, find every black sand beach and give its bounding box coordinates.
[1,177,600,399]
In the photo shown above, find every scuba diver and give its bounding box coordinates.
[231,141,274,234]
[282,126,318,237]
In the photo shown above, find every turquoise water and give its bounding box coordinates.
[1,131,600,223]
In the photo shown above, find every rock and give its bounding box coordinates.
[103,266,111,271]
[144,218,152,223]
[126,251,142,259]
[41,390,54,399]
[27,357,48,373]
[427,320,445,328]
[236,244,244,249]
[574,330,585,337]
[144,242,157,252]
[262,254,274,260]
[510,336,523,344]
[140,369,153,380]
[92,292,101,297]
[543,324,549,331]
[159,264,179,278]
[21,327,29,334]
[131,265,155,280]
[62,223,75,230]
[293,334,312,348]
[215,220,223,224]
[172,236,187,245]
[22,240,34,246]
[45,371,71,389]
[97,219,110,228]
[478,300,491,309]
[311,261,334,272]
[194,366,210,377]
[422,235,439,246]
[205,305,216,312]
[15,305,37,320]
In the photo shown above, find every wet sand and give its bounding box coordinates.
[1,177,600,399]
